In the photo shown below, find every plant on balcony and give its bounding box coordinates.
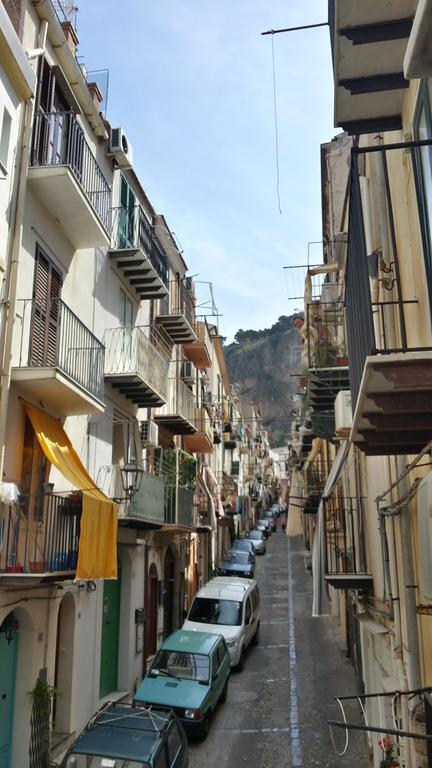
[28,678,57,768]
[378,736,399,767]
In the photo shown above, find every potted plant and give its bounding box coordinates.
[378,735,399,767]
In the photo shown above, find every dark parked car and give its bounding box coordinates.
[60,701,188,767]
[218,549,255,578]
[232,539,256,562]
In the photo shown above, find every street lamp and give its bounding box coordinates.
[120,461,144,499]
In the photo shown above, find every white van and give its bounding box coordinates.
[183,576,260,670]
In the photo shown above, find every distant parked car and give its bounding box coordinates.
[263,512,277,531]
[256,520,270,538]
[243,530,266,554]
[135,629,230,741]
[232,538,256,562]
[218,549,255,578]
[60,702,188,768]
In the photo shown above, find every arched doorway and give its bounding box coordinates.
[147,564,158,656]
[0,612,19,768]
[163,547,176,638]
[53,593,75,736]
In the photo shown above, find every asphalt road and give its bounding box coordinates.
[188,531,367,767]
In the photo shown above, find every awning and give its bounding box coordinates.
[25,403,118,580]
[312,440,349,616]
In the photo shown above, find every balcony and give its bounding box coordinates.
[29,111,111,249]
[183,406,214,454]
[183,320,212,369]
[0,493,82,584]
[154,374,197,434]
[127,471,166,527]
[302,465,325,515]
[156,448,196,529]
[324,496,373,590]
[155,279,197,344]
[104,326,169,408]
[329,0,416,135]
[346,140,432,455]
[109,206,168,301]
[12,298,105,415]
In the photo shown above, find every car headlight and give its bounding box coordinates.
[226,636,237,649]
[185,709,201,720]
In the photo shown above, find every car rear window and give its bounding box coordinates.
[188,597,242,626]
[224,551,249,563]
[150,650,210,683]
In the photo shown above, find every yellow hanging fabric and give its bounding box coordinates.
[24,403,118,579]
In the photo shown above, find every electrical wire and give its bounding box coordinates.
[271,34,282,215]
[329,697,349,756]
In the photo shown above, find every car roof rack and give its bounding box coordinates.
[85,701,172,734]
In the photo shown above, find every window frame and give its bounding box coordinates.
[413,80,432,315]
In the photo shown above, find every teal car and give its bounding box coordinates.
[134,630,230,741]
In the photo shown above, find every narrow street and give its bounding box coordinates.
[189,532,368,767]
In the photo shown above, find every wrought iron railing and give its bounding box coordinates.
[31,111,111,231]
[16,298,105,403]
[156,376,195,425]
[104,326,169,403]
[111,205,168,286]
[306,300,346,369]
[159,279,195,327]
[346,139,432,408]
[0,494,82,574]
[324,496,368,578]
[154,448,196,527]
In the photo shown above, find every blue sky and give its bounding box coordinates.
[77,1,336,341]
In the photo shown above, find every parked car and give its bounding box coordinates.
[256,520,271,538]
[135,629,230,742]
[60,701,188,768]
[243,530,266,554]
[263,511,277,531]
[232,538,256,562]
[183,576,260,670]
[218,549,255,578]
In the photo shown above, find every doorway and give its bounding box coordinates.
[147,564,158,657]
[0,613,19,768]
[163,547,176,638]
[53,594,75,736]
[99,571,121,698]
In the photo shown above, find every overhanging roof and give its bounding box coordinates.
[329,0,418,134]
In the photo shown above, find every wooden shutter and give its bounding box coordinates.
[30,247,63,367]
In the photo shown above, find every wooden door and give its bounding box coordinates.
[147,564,158,657]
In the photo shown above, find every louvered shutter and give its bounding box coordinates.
[30,248,62,367]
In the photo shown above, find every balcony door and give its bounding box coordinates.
[30,247,63,368]
[118,175,136,248]
[414,81,432,316]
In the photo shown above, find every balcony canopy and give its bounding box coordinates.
[329,0,418,134]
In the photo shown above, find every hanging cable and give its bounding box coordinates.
[329,697,349,756]
[271,34,282,214]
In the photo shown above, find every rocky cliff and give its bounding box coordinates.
[224,315,302,448]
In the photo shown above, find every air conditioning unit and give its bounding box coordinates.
[108,128,133,169]
[321,282,340,305]
[181,361,195,383]
[334,390,352,437]
[417,474,432,600]
[139,420,159,448]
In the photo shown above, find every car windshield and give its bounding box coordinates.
[188,597,242,626]
[150,649,210,683]
[248,532,263,540]
[224,551,249,564]
[65,757,149,767]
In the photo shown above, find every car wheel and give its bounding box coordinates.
[252,623,260,646]
[220,679,228,703]
[196,713,210,742]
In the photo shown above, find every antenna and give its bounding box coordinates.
[53,1,79,26]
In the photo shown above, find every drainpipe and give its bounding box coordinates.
[0,21,47,483]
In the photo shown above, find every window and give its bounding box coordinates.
[188,597,242,626]
[166,724,182,766]
[0,107,12,174]
[245,597,252,625]
[413,80,432,311]
[216,641,226,668]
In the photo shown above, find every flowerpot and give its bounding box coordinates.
[336,356,348,366]
[29,561,45,573]
[6,564,23,573]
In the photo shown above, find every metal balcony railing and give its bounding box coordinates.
[0,494,82,575]
[346,139,432,409]
[104,326,169,403]
[162,377,195,424]
[154,448,196,527]
[31,111,111,231]
[111,205,168,286]
[306,300,346,369]
[324,496,368,579]
[17,298,105,403]
[159,279,195,327]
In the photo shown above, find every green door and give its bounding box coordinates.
[0,627,18,768]
[118,176,136,248]
[99,574,121,698]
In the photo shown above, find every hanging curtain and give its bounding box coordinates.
[24,403,118,580]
